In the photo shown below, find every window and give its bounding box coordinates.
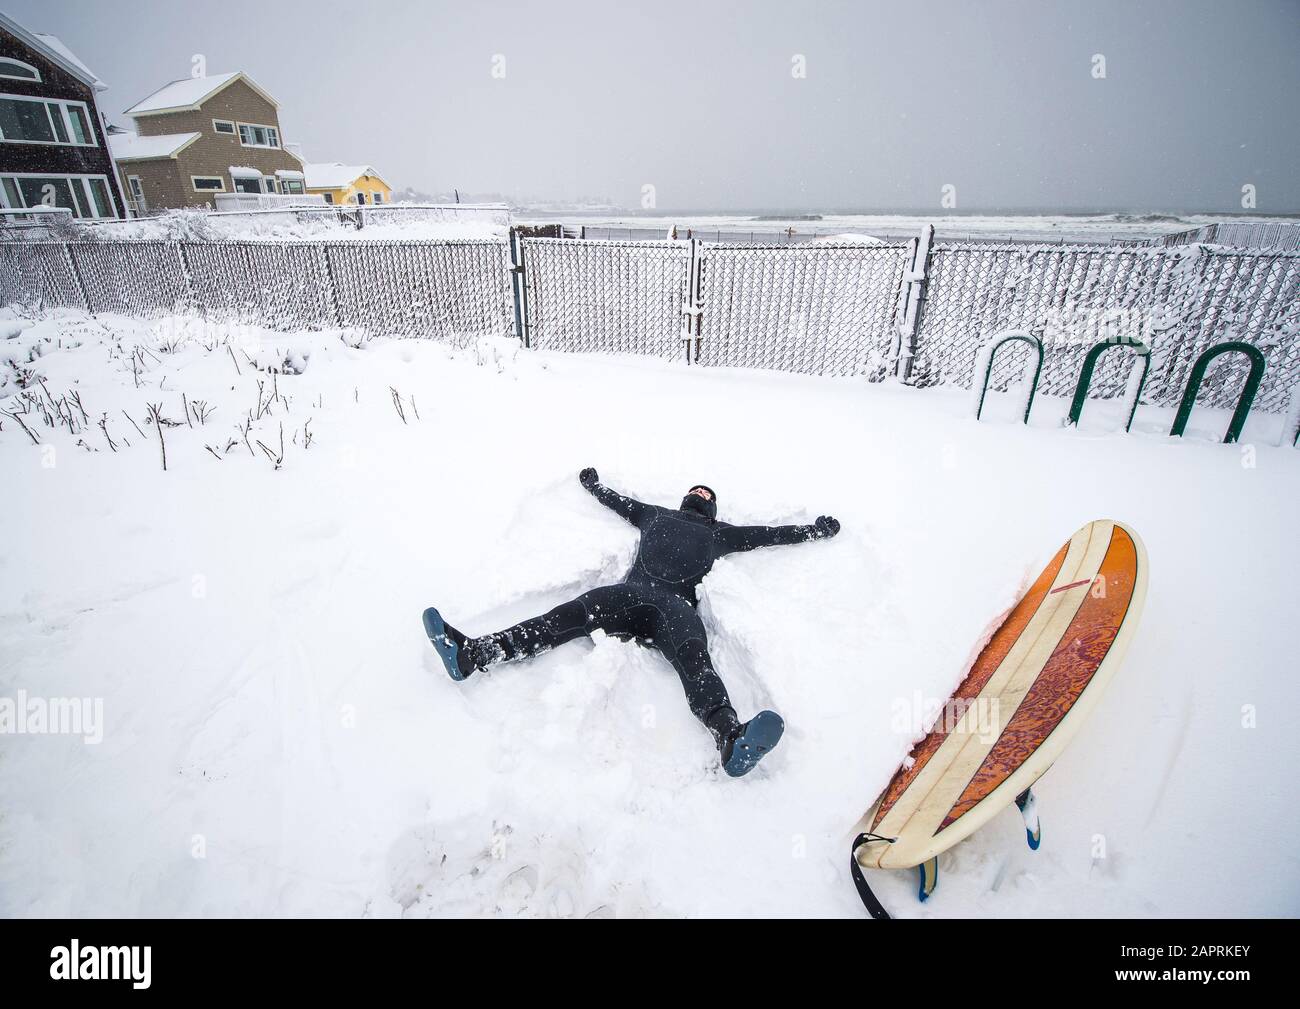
[0,94,96,146]
[45,102,69,142]
[0,174,118,218]
[237,122,279,148]
[281,180,303,195]
[212,119,235,135]
[263,177,277,193]
[192,176,225,192]
[354,192,366,205]
[373,192,384,204]
[66,105,90,144]
[321,192,333,204]
[0,58,40,82]
[126,175,145,213]
[87,178,112,217]
[232,176,262,194]
[0,97,53,142]
[17,176,76,213]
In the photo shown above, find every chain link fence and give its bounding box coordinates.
[325,241,511,344]
[72,241,190,316]
[697,242,911,377]
[910,243,1300,412]
[520,238,689,357]
[2,234,1296,414]
[182,242,336,330]
[1148,222,1300,251]
[0,242,87,310]
[0,239,513,347]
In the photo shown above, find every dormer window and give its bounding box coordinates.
[0,58,40,82]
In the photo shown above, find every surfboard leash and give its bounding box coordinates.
[850,832,897,920]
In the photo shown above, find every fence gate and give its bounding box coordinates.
[519,238,690,358]
[695,241,912,378]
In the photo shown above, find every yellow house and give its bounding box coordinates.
[303,162,392,205]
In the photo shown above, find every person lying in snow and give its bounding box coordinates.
[422,469,840,777]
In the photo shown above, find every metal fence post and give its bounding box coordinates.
[895,224,934,381]
[509,228,530,347]
[681,238,703,363]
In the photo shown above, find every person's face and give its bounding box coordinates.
[688,486,713,502]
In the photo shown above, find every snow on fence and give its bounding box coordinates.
[695,243,912,377]
[1151,221,1300,252]
[910,243,1300,412]
[518,236,1298,412]
[519,238,689,357]
[518,238,915,377]
[0,239,513,348]
[212,193,328,212]
[358,204,511,228]
[1,234,1296,413]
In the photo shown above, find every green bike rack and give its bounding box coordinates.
[1169,341,1266,445]
[1067,336,1152,432]
[974,330,1044,424]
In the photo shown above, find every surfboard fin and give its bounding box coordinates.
[917,856,939,901]
[1015,788,1042,850]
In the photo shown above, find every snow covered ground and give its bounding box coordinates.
[1,309,1296,918]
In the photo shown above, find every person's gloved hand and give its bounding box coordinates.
[814,515,840,539]
[579,467,599,489]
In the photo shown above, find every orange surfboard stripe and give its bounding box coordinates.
[937,525,1138,830]
[870,540,1070,831]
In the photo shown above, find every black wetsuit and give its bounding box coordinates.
[460,478,835,740]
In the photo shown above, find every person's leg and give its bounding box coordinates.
[467,599,588,668]
[649,597,740,742]
[426,585,638,679]
[651,595,785,777]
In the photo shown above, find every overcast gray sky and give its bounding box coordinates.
[14,0,1300,211]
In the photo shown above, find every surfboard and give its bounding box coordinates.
[851,519,1148,913]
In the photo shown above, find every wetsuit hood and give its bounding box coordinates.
[680,485,717,522]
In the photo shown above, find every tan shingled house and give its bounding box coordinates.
[109,71,305,214]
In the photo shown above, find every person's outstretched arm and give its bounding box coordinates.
[714,515,840,555]
[579,467,651,527]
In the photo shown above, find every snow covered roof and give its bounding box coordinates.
[228,166,263,179]
[304,163,390,190]
[124,71,277,117]
[0,12,107,91]
[109,131,201,161]
[33,32,105,89]
[275,169,305,180]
